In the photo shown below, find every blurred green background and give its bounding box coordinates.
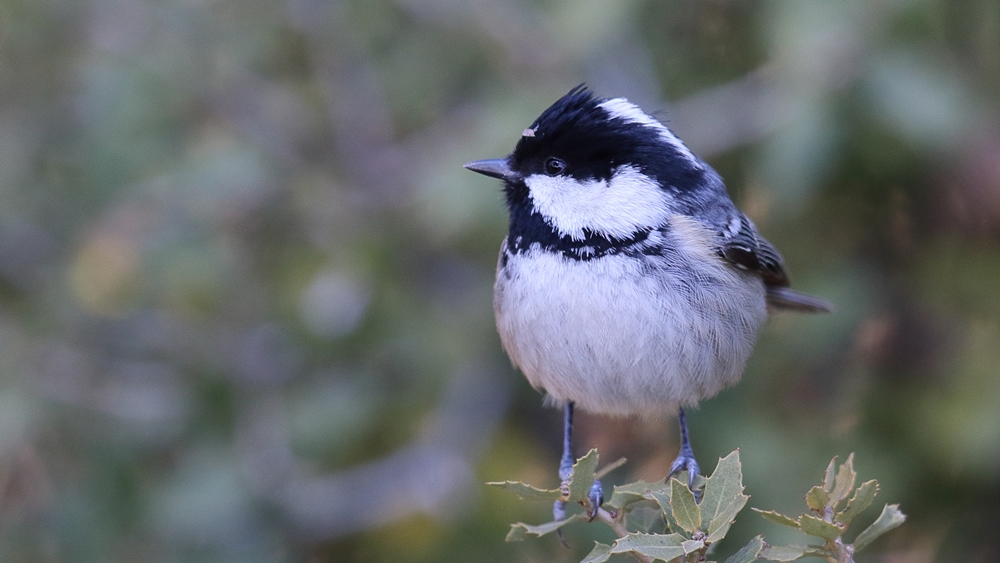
[2,0,999,561]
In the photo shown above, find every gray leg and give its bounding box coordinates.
[667,408,701,495]
[553,402,603,529]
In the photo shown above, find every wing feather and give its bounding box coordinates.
[716,213,832,313]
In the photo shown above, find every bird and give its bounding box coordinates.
[464,85,832,523]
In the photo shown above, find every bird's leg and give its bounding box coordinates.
[554,402,603,529]
[667,407,701,499]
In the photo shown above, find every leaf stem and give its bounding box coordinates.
[823,498,854,562]
[590,505,653,563]
[833,537,854,563]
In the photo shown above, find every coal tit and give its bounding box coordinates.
[465,85,831,519]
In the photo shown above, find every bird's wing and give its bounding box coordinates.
[715,212,833,312]
[716,212,790,288]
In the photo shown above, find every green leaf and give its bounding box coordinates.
[753,508,800,528]
[505,514,584,541]
[804,486,830,512]
[486,480,562,501]
[760,544,806,561]
[650,488,681,532]
[682,538,706,554]
[670,478,702,534]
[852,504,906,551]
[567,449,599,503]
[829,453,856,508]
[625,505,666,533]
[581,542,613,563]
[760,544,829,561]
[835,480,879,527]
[798,513,843,541]
[607,480,666,510]
[610,532,687,561]
[701,450,749,543]
[724,535,765,563]
[822,457,837,491]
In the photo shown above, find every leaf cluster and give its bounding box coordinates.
[491,450,762,563]
[489,451,904,563]
[753,454,906,562]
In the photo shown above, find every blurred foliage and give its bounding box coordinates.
[1,0,999,561]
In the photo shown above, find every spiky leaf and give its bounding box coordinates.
[835,480,879,527]
[486,480,562,501]
[610,532,687,560]
[823,457,837,491]
[701,450,750,543]
[625,505,666,533]
[566,449,599,503]
[650,488,680,531]
[798,513,843,541]
[804,486,830,512]
[505,514,583,541]
[607,480,665,510]
[853,504,906,551]
[753,508,800,528]
[829,453,856,507]
[683,538,706,554]
[761,544,830,561]
[670,478,702,534]
[724,535,765,563]
[581,542,613,563]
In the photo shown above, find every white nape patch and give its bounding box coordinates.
[522,127,536,137]
[526,165,672,240]
[726,214,742,238]
[599,98,700,166]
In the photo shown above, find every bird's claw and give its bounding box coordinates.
[553,477,603,525]
[554,477,602,549]
[667,408,703,500]
[667,451,701,500]
[585,479,604,520]
[552,402,604,546]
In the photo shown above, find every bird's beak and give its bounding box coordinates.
[464,158,517,181]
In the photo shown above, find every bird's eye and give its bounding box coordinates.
[544,157,566,176]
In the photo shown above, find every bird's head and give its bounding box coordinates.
[465,86,714,242]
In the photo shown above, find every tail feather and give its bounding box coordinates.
[766,286,834,313]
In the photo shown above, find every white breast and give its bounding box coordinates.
[493,230,767,418]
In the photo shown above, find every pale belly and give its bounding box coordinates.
[494,247,767,417]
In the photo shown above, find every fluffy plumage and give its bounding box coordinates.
[467,85,831,418]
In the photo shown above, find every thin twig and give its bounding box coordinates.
[591,506,653,563]
[595,457,627,480]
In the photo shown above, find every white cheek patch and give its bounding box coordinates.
[526,165,673,240]
[599,98,700,167]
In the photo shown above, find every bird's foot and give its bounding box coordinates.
[667,450,701,501]
[552,479,604,549]
[553,498,570,548]
[553,476,603,547]
[552,401,603,547]
[585,478,604,520]
[554,477,603,521]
